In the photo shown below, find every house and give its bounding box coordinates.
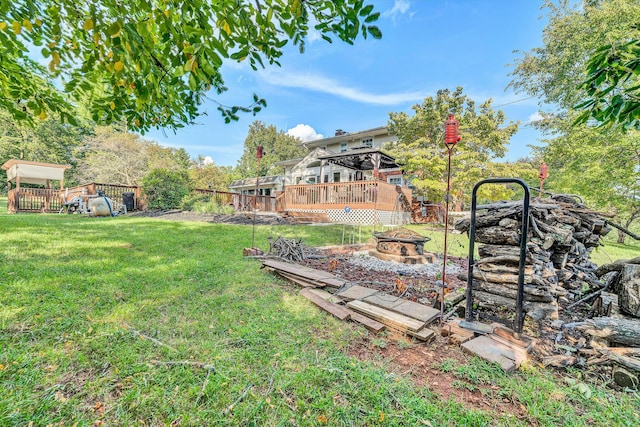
[276,127,413,225]
[278,126,406,186]
[227,175,284,196]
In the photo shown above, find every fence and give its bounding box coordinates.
[193,189,278,212]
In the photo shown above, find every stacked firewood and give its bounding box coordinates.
[455,195,612,321]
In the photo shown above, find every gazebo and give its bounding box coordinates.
[2,160,71,213]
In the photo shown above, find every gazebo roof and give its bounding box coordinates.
[2,159,71,185]
[317,148,398,171]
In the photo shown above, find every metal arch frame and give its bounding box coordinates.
[465,178,530,335]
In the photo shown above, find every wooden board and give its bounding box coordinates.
[337,285,379,301]
[275,271,320,288]
[347,310,386,333]
[262,259,336,281]
[461,335,528,373]
[346,300,425,332]
[440,319,475,343]
[316,277,346,288]
[407,327,436,342]
[300,289,351,320]
[363,293,439,324]
[308,288,343,304]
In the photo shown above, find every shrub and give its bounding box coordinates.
[181,193,235,214]
[142,169,191,210]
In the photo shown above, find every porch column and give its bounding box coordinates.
[372,152,381,180]
[320,159,327,183]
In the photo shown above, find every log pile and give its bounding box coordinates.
[455,195,613,321]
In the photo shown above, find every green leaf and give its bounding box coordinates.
[367,26,382,39]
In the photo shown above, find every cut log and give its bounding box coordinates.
[596,256,640,277]
[473,291,559,320]
[474,227,520,245]
[471,279,555,302]
[579,317,640,347]
[470,270,546,287]
[617,264,640,317]
[476,263,534,276]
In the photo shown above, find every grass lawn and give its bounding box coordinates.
[1,203,639,426]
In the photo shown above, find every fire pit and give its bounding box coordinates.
[370,228,436,264]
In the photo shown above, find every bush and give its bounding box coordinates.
[142,169,191,210]
[181,193,235,214]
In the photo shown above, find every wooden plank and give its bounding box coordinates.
[440,319,475,343]
[262,259,336,281]
[346,300,425,332]
[347,310,386,333]
[316,277,346,288]
[407,327,436,342]
[363,293,439,323]
[461,335,528,373]
[337,285,379,301]
[300,289,351,320]
[275,271,320,288]
[308,288,343,304]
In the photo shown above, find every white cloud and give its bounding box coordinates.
[528,112,544,122]
[382,0,412,22]
[261,69,426,105]
[202,155,214,165]
[287,124,324,142]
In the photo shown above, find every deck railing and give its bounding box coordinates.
[7,188,64,213]
[284,181,411,211]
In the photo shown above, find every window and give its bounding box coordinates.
[296,176,302,184]
[324,174,329,183]
[388,176,403,186]
[307,177,316,184]
[340,142,348,152]
[333,172,341,182]
[361,137,373,148]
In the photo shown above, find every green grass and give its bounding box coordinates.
[1,203,639,426]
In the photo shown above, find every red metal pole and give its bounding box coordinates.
[441,145,453,323]
[251,155,262,249]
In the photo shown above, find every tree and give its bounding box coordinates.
[387,87,531,208]
[189,155,231,191]
[576,38,640,128]
[142,168,191,209]
[532,112,640,243]
[1,1,381,131]
[509,0,640,238]
[75,126,151,185]
[509,0,640,111]
[235,121,308,178]
[0,110,87,188]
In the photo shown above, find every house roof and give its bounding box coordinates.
[228,175,283,189]
[1,159,72,171]
[301,126,390,149]
[317,148,398,171]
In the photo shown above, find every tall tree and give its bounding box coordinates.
[75,126,151,185]
[189,156,231,191]
[387,87,531,207]
[1,1,381,131]
[0,110,87,187]
[509,0,640,238]
[235,121,307,178]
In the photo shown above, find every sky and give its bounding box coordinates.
[146,0,550,167]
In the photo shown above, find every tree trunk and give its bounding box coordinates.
[580,317,640,346]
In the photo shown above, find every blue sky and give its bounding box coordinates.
[147,0,549,167]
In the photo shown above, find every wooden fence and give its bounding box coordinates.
[6,188,64,213]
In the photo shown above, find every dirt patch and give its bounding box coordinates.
[130,209,294,226]
[347,335,531,422]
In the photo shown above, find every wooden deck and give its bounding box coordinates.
[284,181,411,211]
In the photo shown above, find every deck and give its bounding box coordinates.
[284,181,412,225]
